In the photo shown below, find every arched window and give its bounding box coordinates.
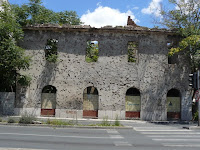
[167,89,181,120]
[83,86,99,118]
[41,85,57,116]
[125,87,141,119]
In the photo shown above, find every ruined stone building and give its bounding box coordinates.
[9,18,191,121]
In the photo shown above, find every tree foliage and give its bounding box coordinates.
[86,41,99,63]
[161,0,200,71]
[0,2,31,91]
[11,0,82,26]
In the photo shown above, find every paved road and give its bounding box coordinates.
[0,122,199,150]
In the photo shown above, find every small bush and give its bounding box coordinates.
[46,118,51,124]
[46,54,58,63]
[0,118,2,122]
[19,113,36,124]
[100,116,111,126]
[193,111,198,121]
[8,118,16,123]
[114,115,120,126]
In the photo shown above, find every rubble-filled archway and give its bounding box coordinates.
[125,88,141,119]
[83,86,99,118]
[167,89,181,120]
[41,85,57,116]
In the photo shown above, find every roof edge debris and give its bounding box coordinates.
[23,16,177,34]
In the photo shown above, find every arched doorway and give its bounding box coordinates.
[167,89,181,120]
[83,86,99,118]
[41,85,57,116]
[125,88,141,119]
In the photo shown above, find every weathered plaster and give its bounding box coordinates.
[16,25,192,121]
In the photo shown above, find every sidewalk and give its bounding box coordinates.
[1,115,199,129]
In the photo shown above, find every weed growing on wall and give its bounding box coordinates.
[86,41,99,62]
[45,39,58,63]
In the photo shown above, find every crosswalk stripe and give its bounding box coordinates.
[163,144,200,147]
[153,139,200,141]
[107,130,119,134]
[148,135,200,138]
[114,141,132,146]
[135,129,190,131]
[134,126,200,147]
[109,135,124,139]
[141,132,200,134]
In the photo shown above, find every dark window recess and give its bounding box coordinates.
[45,39,58,62]
[168,54,178,64]
[86,41,99,62]
[126,88,140,96]
[42,85,57,93]
[84,86,98,95]
[167,89,180,97]
[128,41,138,63]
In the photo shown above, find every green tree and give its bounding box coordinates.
[11,0,82,26]
[161,0,200,71]
[0,2,31,91]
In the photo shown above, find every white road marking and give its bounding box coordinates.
[109,135,124,139]
[135,129,190,131]
[163,144,200,147]
[141,132,200,134]
[0,148,45,150]
[153,139,200,142]
[148,135,200,138]
[0,133,119,139]
[114,141,132,146]
[106,130,119,134]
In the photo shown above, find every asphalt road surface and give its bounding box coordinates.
[0,122,199,150]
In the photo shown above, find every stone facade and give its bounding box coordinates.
[15,24,192,121]
[0,92,15,116]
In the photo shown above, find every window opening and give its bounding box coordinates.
[45,39,58,63]
[128,41,138,63]
[85,41,99,62]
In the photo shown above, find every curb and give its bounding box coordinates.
[188,126,200,130]
[0,123,132,129]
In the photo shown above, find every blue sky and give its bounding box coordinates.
[8,0,174,28]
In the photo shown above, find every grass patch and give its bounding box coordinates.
[7,117,16,123]
[46,119,75,126]
[19,112,36,124]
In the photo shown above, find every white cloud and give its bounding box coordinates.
[81,6,139,28]
[141,0,163,17]
[133,6,139,10]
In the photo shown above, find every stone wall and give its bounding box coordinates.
[0,92,15,116]
[15,25,192,121]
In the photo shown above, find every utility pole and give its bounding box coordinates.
[189,71,200,126]
[198,70,200,126]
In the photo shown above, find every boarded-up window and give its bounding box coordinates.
[41,85,57,116]
[83,86,99,118]
[167,89,181,119]
[125,88,141,118]
[85,41,99,62]
[128,41,138,63]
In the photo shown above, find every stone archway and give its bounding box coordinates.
[41,85,57,116]
[83,86,99,118]
[125,88,141,119]
[167,89,181,120]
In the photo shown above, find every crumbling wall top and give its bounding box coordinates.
[23,23,175,35]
